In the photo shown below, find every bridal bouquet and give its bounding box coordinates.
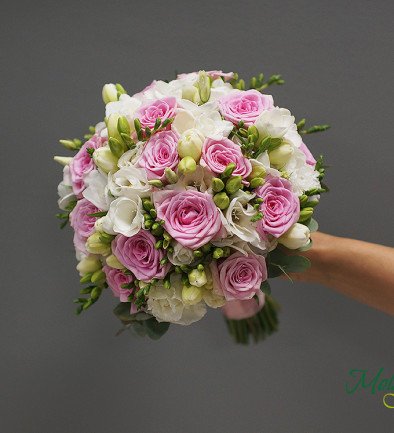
[55,70,328,344]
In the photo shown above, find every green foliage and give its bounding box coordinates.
[260,280,271,295]
[268,248,311,279]
[113,302,170,340]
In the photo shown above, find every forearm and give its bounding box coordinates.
[295,232,394,315]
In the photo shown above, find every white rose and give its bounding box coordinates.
[279,223,311,249]
[168,242,194,266]
[177,128,204,160]
[82,170,113,211]
[93,145,118,173]
[108,166,151,199]
[147,276,207,325]
[101,196,144,237]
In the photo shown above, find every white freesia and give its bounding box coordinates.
[209,78,234,101]
[134,80,183,103]
[82,170,113,211]
[117,144,143,168]
[147,275,207,325]
[105,94,141,121]
[279,223,311,249]
[57,166,75,210]
[93,145,118,173]
[249,151,281,180]
[255,107,302,147]
[224,190,268,251]
[173,101,233,139]
[283,148,321,195]
[108,166,151,198]
[168,242,194,266]
[268,143,294,168]
[101,196,144,237]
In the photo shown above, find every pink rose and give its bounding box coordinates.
[218,89,273,126]
[218,252,267,301]
[134,97,177,129]
[299,141,317,166]
[200,138,252,178]
[103,265,134,302]
[69,134,104,197]
[138,130,179,181]
[69,198,100,254]
[154,190,222,250]
[112,230,169,282]
[222,291,266,320]
[256,176,300,238]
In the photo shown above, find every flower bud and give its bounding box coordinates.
[91,269,106,284]
[212,178,225,192]
[86,232,111,255]
[250,177,264,189]
[197,70,211,103]
[177,129,204,161]
[298,207,314,223]
[188,268,207,288]
[222,162,236,178]
[59,139,79,150]
[164,167,179,184]
[106,113,122,141]
[182,85,200,104]
[212,247,224,259]
[278,223,311,250]
[248,164,266,181]
[102,84,118,104]
[182,285,203,305]
[213,192,230,210]
[225,175,242,195]
[94,217,106,232]
[117,116,131,136]
[93,145,119,173]
[178,156,197,175]
[148,179,164,188]
[106,254,125,269]
[76,255,102,276]
[53,156,73,166]
[269,144,294,167]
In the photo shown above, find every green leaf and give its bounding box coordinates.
[113,302,134,322]
[260,280,271,295]
[304,217,319,232]
[143,318,170,340]
[268,249,311,274]
[87,211,108,218]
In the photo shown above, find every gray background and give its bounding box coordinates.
[1,0,393,431]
